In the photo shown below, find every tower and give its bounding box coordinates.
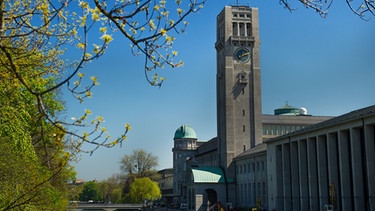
[215,6,263,179]
[172,125,198,203]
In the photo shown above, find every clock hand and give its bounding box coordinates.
[240,52,249,58]
[241,52,250,57]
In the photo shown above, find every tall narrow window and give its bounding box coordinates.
[246,23,252,36]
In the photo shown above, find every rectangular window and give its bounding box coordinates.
[261,161,264,171]
[232,22,238,36]
[246,23,251,36]
[262,182,266,204]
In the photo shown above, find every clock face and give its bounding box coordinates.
[234,48,250,63]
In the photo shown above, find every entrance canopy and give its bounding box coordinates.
[191,167,226,183]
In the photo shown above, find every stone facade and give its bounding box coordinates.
[266,106,375,211]
[215,5,262,186]
[169,5,375,211]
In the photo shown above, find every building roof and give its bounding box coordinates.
[174,125,197,139]
[191,166,226,183]
[234,143,267,160]
[265,105,375,143]
[262,114,333,125]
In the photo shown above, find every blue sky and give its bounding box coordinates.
[66,0,375,181]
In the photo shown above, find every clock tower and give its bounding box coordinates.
[215,6,262,179]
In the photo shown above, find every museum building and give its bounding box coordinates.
[166,5,375,211]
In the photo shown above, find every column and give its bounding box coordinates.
[276,145,284,211]
[327,132,341,210]
[317,135,329,208]
[351,127,366,210]
[244,22,247,37]
[299,139,309,210]
[283,143,291,211]
[338,130,353,210]
[365,124,375,210]
[307,137,319,210]
[236,22,240,37]
[291,141,300,210]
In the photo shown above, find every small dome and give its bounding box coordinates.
[274,104,299,116]
[174,125,197,139]
[299,107,308,115]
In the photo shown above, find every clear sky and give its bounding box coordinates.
[66,0,375,181]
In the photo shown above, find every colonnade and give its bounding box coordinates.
[273,115,375,211]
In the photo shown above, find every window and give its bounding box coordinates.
[258,182,261,196]
[246,23,251,36]
[262,182,266,204]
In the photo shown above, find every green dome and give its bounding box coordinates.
[174,125,197,139]
[274,104,300,116]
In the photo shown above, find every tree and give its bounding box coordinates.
[120,149,160,201]
[0,137,70,210]
[96,174,125,203]
[0,44,75,210]
[281,0,374,19]
[79,181,102,202]
[128,177,161,203]
[120,149,160,179]
[0,0,207,156]
[0,118,74,210]
[1,0,205,208]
